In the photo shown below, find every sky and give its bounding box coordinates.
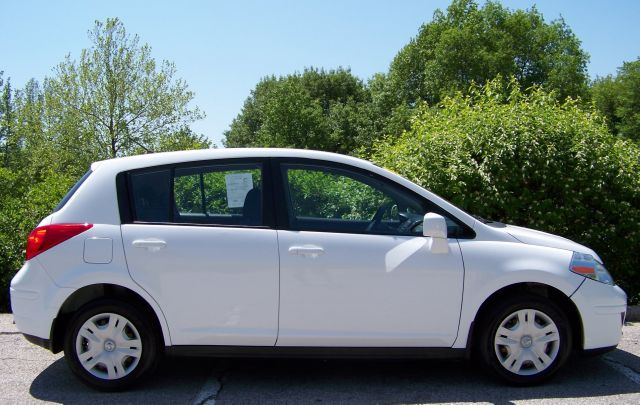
[1,0,639,146]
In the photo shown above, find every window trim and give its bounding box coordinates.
[117,158,276,229]
[273,158,475,239]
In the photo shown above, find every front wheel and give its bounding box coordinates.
[64,299,160,390]
[479,295,572,385]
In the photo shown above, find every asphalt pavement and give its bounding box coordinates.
[1,314,639,404]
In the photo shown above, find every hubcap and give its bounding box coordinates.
[75,313,142,380]
[494,309,560,376]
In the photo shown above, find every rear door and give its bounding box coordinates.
[121,159,279,346]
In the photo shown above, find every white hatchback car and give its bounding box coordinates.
[11,148,627,390]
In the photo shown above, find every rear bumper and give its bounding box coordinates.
[571,279,627,350]
[10,260,73,345]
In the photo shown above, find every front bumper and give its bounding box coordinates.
[571,278,627,350]
[23,333,52,351]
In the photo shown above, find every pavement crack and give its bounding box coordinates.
[215,370,226,401]
[194,393,216,405]
[193,369,226,405]
[0,332,21,335]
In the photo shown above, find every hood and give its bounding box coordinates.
[504,224,602,263]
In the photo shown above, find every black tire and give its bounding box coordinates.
[478,294,572,385]
[64,298,161,391]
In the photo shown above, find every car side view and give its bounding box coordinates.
[10,148,627,390]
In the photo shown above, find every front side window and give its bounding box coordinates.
[282,165,428,235]
[128,163,263,226]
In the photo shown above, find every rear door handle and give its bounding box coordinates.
[288,245,325,258]
[132,239,167,251]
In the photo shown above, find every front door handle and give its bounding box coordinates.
[288,245,325,258]
[132,239,167,251]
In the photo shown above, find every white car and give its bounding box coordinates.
[10,148,627,390]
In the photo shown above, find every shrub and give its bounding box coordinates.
[372,79,640,303]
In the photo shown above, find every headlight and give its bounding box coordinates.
[569,252,614,285]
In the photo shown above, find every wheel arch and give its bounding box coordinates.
[468,282,584,355]
[50,283,168,353]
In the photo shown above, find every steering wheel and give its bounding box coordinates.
[366,203,393,232]
[395,211,426,234]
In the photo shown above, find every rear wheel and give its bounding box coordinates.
[479,295,572,385]
[64,299,160,390]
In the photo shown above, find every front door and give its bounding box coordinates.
[275,162,465,347]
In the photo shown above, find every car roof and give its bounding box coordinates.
[91,148,378,172]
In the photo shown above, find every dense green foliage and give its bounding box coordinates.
[0,20,208,311]
[387,0,589,107]
[592,58,640,142]
[372,79,640,302]
[223,67,378,154]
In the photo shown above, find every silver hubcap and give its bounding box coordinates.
[494,309,560,376]
[75,313,142,380]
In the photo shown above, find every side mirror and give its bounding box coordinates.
[423,212,449,254]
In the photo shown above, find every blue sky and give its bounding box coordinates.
[2,1,639,146]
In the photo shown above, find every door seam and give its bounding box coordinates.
[274,230,281,347]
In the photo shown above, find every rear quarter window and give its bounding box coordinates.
[53,170,92,212]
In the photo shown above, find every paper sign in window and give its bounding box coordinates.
[225,173,253,208]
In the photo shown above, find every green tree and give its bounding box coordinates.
[365,72,415,146]
[223,67,375,154]
[0,73,15,165]
[146,126,211,153]
[592,58,640,142]
[11,80,46,172]
[386,0,589,108]
[45,17,204,170]
[372,78,640,302]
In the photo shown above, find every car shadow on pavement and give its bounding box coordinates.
[29,356,214,404]
[30,349,640,404]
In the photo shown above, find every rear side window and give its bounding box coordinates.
[127,163,263,226]
[54,169,92,212]
[173,165,262,226]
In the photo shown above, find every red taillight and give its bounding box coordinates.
[26,223,93,260]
